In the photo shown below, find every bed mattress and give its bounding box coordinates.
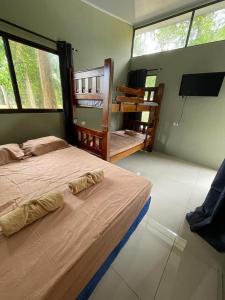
[110,130,146,157]
[0,146,151,300]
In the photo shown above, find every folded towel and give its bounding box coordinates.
[69,169,104,195]
[0,192,64,237]
[124,129,137,136]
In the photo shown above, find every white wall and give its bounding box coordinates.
[131,41,225,169]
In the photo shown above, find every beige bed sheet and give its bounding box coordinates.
[0,146,152,300]
[110,130,146,157]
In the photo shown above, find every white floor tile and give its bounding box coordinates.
[89,268,139,300]
[178,220,225,270]
[112,222,174,300]
[155,245,220,300]
[89,151,225,300]
[147,194,187,234]
[150,175,193,208]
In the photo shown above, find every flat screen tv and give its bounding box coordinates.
[179,72,225,97]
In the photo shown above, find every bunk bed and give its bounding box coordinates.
[72,58,164,162]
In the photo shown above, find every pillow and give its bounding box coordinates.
[22,136,68,156]
[0,144,24,166]
[124,129,137,136]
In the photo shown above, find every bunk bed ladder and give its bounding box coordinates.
[145,83,165,150]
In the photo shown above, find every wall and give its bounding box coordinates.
[0,0,132,143]
[131,41,225,169]
[0,113,65,144]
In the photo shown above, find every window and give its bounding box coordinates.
[142,74,157,122]
[0,37,17,109]
[188,2,225,46]
[0,33,63,112]
[145,75,157,88]
[132,1,225,57]
[144,75,157,100]
[133,13,192,57]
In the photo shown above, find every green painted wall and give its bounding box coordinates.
[131,41,225,169]
[0,113,65,144]
[0,0,132,144]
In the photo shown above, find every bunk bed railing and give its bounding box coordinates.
[75,125,108,160]
[72,58,113,161]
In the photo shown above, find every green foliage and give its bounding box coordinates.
[133,5,225,56]
[154,20,190,51]
[10,41,43,108]
[145,75,157,87]
[10,41,62,108]
[0,38,16,108]
[189,9,225,46]
[0,37,62,109]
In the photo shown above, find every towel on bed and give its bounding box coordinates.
[0,192,64,237]
[69,169,104,195]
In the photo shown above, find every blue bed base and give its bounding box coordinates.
[77,196,151,300]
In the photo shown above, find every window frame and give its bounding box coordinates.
[0,30,63,113]
[132,0,225,57]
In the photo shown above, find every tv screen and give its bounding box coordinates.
[179,72,225,97]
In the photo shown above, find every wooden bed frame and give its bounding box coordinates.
[72,58,164,162]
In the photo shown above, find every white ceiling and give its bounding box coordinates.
[81,0,214,26]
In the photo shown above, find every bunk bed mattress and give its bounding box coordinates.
[0,146,151,300]
[110,130,146,157]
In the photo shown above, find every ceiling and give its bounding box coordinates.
[81,0,215,26]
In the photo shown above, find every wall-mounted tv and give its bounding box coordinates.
[179,72,225,97]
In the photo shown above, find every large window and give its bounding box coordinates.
[188,1,225,46]
[133,1,225,57]
[0,33,63,112]
[133,13,192,57]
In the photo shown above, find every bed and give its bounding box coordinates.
[0,145,152,300]
[72,59,164,162]
[110,130,145,162]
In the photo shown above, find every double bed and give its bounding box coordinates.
[0,145,152,300]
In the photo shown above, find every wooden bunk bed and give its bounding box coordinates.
[71,58,164,162]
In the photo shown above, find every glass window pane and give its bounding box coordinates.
[144,75,157,100]
[145,75,157,87]
[0,37,17,109]
[188,2,225,47]
[10,40,63,109]
[133,12,192,57]
[141,111,149,122]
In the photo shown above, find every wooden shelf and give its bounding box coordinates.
[111,103,120,112]
[120,103,136,112]
[111,103,158,113]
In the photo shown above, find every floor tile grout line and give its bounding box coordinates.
[111,266,141,300]
[153,238,176,300]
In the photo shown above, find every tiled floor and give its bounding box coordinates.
[89,151,225,300]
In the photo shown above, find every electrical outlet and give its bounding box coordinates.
[173,122,179,127]
[81,121,86,126]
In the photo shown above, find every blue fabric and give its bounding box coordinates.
[186,159,225,252]
[77,197,151,300]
